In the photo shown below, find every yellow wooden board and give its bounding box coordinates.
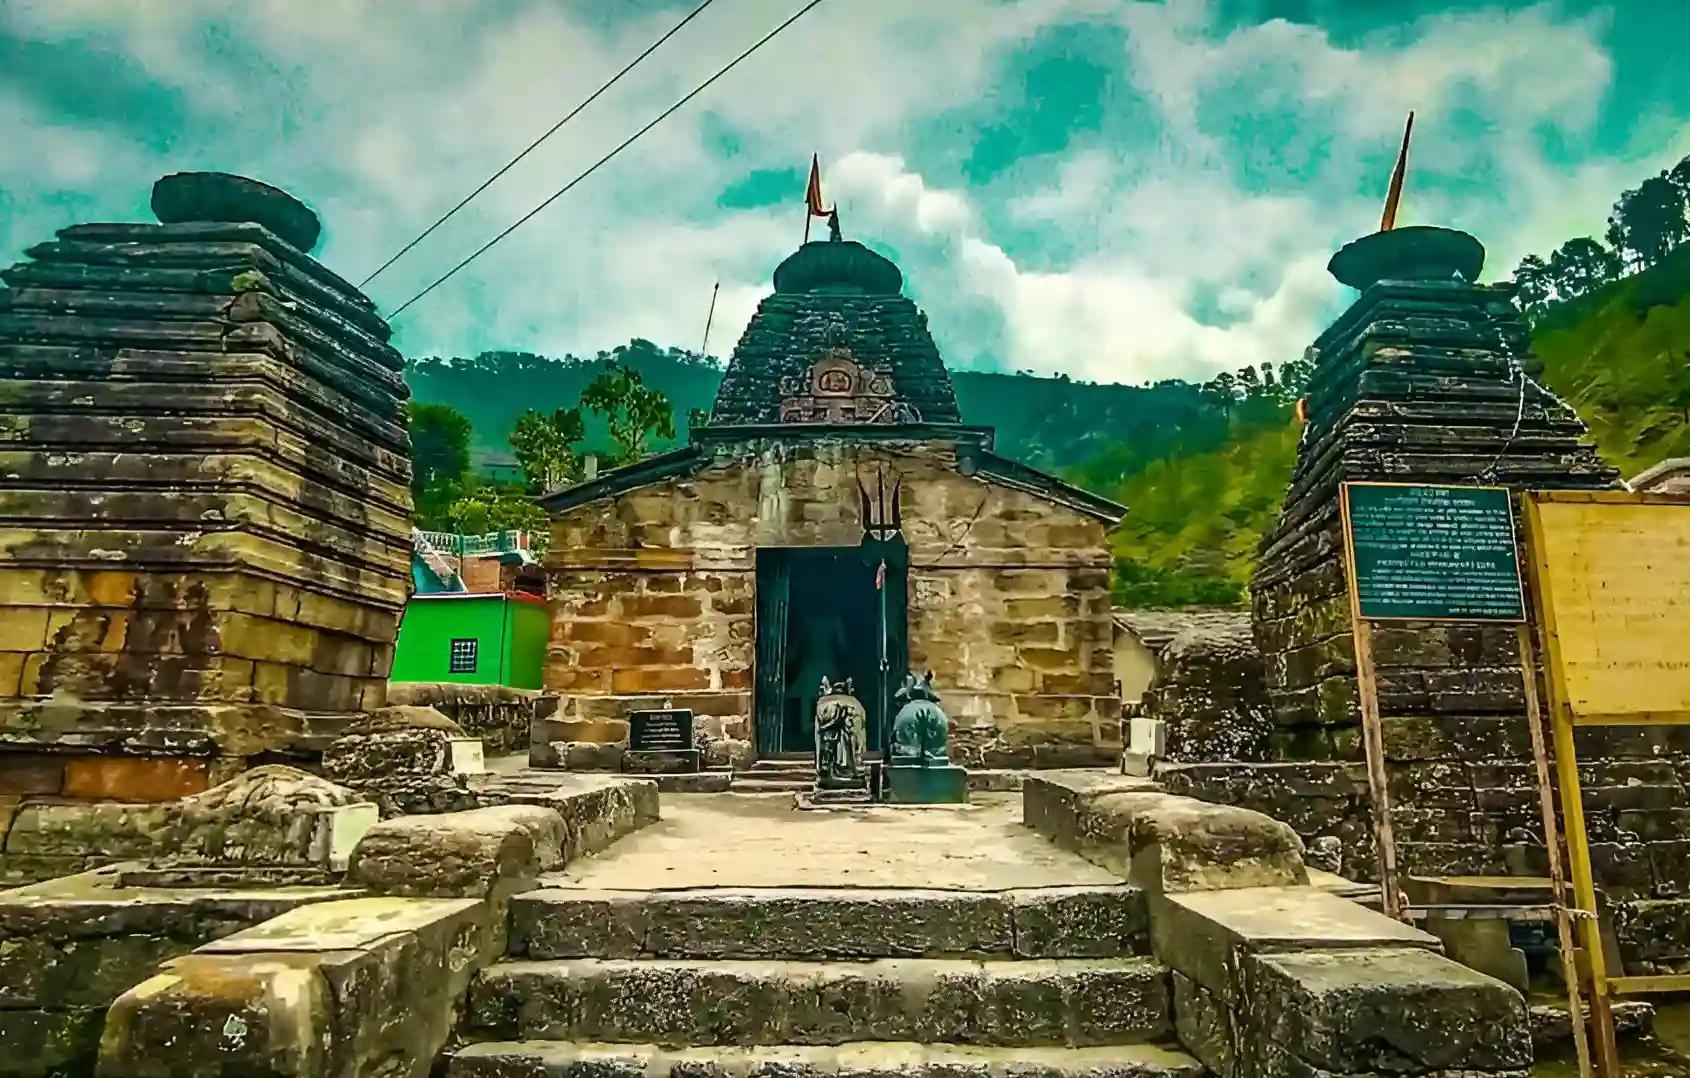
[1522,491,1690,724]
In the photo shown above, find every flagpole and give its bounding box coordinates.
[878,554,888,798]
[700,280,720,358]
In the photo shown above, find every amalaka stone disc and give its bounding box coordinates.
[151,171,322,252]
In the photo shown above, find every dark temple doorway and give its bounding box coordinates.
[753,539,908,758]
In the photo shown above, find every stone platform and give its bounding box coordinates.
[548,792,1114,891]
[454,788,1196,1077]
[4,770,659,1077]
[450,1041,1206,1078]
[0,863,349,1075]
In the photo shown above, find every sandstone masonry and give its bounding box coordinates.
[542,435,1121,769]
[0,173,411,793]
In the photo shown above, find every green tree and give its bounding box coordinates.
[1608,175,1687,270]
[580,357,676,466]
[1511,253,1555,312]
[407,403,473,528]
[509,406,585,491]
[1275,356,1314,398]
[1546,237,1622,301]
[1201,370,1241,413]
[446,484,550,549]
[409,402,473,496]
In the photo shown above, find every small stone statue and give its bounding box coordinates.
[814,676,868,794]
[886,672,966,804]
[891,671,950,766]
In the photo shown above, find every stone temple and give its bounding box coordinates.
[0,172,412,808]
[0,175,1675,1078]
[536,234,1127,773]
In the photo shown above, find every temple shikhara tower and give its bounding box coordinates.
[1206,223,1689,974]
[0,172,412,801]
[1253,224,1618,783]
[537,231,1126,771]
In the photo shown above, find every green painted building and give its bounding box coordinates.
[390,592,549,689]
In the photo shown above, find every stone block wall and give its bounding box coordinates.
[909,562,1119,767]
[542,437,1118,767]
[384,682,554,755]
[0,174,411,770]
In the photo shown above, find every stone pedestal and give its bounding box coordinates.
[622,748,700,774]
[886,763,967,804]
[810,785,875,806]
[0,172,411,773]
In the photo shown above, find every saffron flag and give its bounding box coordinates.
[1380,111,1414,231]
[806,154,833,218]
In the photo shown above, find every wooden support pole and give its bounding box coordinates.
[1548,676,1622,1076]
[1517,622,1594,1077]
[1350,616,1402,919]
[1519,493,1622,1076]
[1340,483,1402,919]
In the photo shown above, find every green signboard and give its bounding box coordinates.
[1342,483,1525,622]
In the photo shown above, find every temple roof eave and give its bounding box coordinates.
[537,424,1127,526]
[971,450,1127,525]
[537,445,708,514]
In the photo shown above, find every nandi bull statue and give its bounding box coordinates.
[887,671,968,803]
[890,671,950,765]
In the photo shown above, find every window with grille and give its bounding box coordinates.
[449,638,478,674]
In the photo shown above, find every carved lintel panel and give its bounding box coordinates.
[778,348,918,424]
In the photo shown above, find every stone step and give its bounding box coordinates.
[448,1040,1206,1078]
[467,956,1171,1048]
[730,778,812,793]
[510,885,1146,960]
[744,759,817,775]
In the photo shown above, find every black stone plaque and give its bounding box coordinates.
[1343,482,1525,622]
[629,708,694,752]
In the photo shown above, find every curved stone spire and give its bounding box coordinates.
[710,238,960,426]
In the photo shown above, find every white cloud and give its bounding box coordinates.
[0,0,1679,393]
[825,151,1333,384]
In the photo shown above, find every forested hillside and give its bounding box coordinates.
[1530,244,1690,476]
[405,341,1254,477]
[406,344,1307,608]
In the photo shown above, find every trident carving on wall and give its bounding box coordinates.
[858,467,902,542]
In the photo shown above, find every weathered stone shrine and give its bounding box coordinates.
[0,173,412,802]
[1156,224,1690,973]
[538,235,1125,771]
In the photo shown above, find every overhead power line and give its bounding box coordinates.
[359,0,721,288]
[386,0,830,320]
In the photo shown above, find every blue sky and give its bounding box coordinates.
[4,0,1688,385]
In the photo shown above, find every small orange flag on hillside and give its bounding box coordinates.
[1380,112,1414,231]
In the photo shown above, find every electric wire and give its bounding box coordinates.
[358,0,720,288]
[385,0,830,320]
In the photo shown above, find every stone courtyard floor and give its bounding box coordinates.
[546,792,1116,891]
